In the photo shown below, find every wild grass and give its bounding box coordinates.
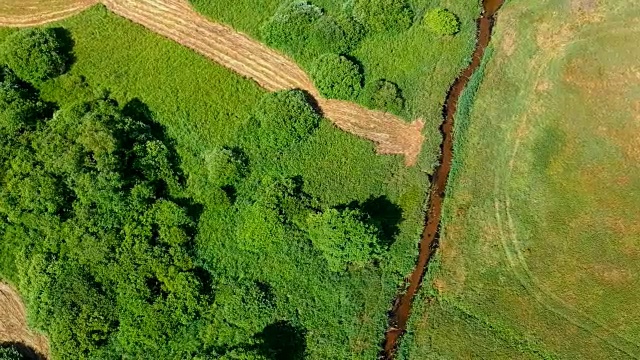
[401,0,640,358]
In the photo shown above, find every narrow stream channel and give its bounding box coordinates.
[381,0,505,357]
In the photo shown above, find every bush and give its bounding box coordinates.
[262,1,365,60]
[352,0,414,33]
[307,208,382,272]
[1,28,71,83]
[362,79,405,114]
[310,54,363,100]
[250,90,321,153]
[424,8,460,36]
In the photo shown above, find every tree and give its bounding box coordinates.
[262,1,365,60]
[306,208,382,272]
[352,0,414,34]
[310,54,363,100]
[1,28,71,83]
[250,90,320,153]
[424,8,460,36]
[362,79,405,114]
[0,66,44,136]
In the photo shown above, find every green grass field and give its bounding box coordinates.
[400,0,640,358]
[0,2,477,357]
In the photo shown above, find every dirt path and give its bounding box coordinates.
[0,0,424,166]
[0,283,49,359]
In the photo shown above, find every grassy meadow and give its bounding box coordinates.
[400,0,640,358]
[190,0,481,162]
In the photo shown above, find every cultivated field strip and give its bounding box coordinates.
[0,0,96,27]
[0,0,425,165]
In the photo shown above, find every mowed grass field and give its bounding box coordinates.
[400,0,640,358]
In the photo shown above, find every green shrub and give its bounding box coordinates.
[1,28,71,83]
[310,53,363,100]
[362,79,405,114]
[0,345,25,360]
[424,8,460,36]
[250,90,321,153]
[352,0,414,33]
[307,208,382,272]
[262,1,365,60]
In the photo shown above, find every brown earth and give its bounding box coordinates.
[0,283,49,359]
[0,0,425,165]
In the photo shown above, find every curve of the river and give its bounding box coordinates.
[381,0,505,358]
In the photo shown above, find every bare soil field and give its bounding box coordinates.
[0,0,425,165]
[0,283,49,359]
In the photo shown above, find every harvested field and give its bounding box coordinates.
[0,0,425,165]
[0,283,48,359]
[0,0,96,27]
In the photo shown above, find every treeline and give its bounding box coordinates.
[0,27,404,359]
[261,0,461,114]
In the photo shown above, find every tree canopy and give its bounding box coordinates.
[310,53,363,100]
[262,1,365,61]
[352,0,414,34]
[307,208,382,272]
[1,28,71,83]
[362,79,405,114]
[424,8,461,36]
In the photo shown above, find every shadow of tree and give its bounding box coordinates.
[254,320,307,360]
[339,195,403,249]
[0,342,46,360]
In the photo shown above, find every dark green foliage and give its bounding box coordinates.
[352,0,414,34]
[1,28,71,83]
[0,345,25,360]
[0,66,44,136]
[424,8,460,36]
[261,1,365,61]
[307,208,382,272]
[362,79,405,114]
[247,90,320,154]
[310,54,363,100]
[0,90,207,358]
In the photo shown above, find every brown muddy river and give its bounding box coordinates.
[381,0,505,357]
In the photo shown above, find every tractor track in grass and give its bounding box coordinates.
[0,0,425,166]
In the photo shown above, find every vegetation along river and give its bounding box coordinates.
[381,0,505,357]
